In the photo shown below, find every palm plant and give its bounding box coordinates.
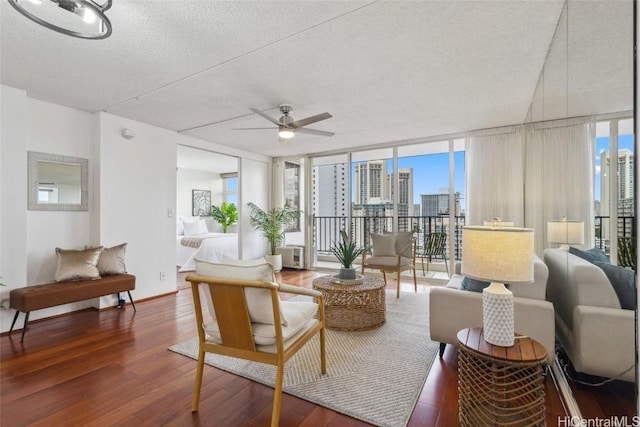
[247,202,301,255]
[330,234,368,269]
[209,202,238,233]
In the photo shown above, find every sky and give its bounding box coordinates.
[348,132,635,211]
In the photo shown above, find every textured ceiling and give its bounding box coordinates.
[1,1,633,158]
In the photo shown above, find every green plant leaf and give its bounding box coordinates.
[247,201,301,255]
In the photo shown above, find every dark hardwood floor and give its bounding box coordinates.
[1,269,635,426]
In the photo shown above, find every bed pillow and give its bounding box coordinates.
[594,262,636,310]
[54,247,103,282]
[97,243,127,275]
[195,260,286,325]
[184,219,208,236]
[569,246,610,264]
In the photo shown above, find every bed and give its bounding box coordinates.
[176,232,238,272]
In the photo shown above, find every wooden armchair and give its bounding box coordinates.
[187,264,326,427]
[361,231,417,298]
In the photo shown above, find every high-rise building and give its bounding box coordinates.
[312,163,349,217]
[601,148,634,213]
[387,168,414,217]
[354,160,388,204]
[421,192,461,217]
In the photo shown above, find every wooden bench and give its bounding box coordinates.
[9,274,136,341]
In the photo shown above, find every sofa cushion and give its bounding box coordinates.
[195,260,285,325]
[594,262,636,310]
[54,247,103,282]
[569,246,610,264]
[460,276,490,292]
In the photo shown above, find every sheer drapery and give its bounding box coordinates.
[465,126,525,227]
[466,117,595,256]
[524,118,595,254]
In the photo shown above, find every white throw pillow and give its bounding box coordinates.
[184,219,208,236]
[195,260,285,325]
[203,300,318,346]
[371,233,396,256]
[394,231,413,257]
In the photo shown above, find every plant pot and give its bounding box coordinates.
[339,267,357,280]
[265,254,282,273]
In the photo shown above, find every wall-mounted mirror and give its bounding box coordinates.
[28,151,88,211]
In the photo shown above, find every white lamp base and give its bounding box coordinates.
[482,282,514,347]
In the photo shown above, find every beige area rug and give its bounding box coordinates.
[169,290,438,427]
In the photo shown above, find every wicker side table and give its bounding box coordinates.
[311,275,385,331]
[457,327,547,427]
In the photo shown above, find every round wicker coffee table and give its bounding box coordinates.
[312,275,386,331]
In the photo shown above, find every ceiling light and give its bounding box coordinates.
[8,0,113,40]
[278,127,295,139]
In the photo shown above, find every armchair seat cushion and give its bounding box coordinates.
[204,300,319,346]
[364,256,412,267]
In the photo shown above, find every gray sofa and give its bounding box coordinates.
[429,255,555,363]
[544,248,635,382]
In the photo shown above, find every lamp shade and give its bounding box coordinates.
[462,226,534,284]
[461,226,534,347]
[547,219,584,245]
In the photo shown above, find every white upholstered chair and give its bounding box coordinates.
[186,260,326,427]
[361,231,417,298]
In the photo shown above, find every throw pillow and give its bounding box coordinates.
[594,262,636,310]
[54,247,103,282]
[371,233,396,257]
[569,246,610,264]
[97,243,127,275]
[195,260,285,325]
[184,219,208,236]
[394,231,414,257]
[460,276,491,292]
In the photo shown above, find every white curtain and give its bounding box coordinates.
[524,117,595,254]
[465,126,525,226]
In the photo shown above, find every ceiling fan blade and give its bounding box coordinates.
[232,127,277,130]
[295,127,335,137]
[249,108,281,126]
[289,112,332,128]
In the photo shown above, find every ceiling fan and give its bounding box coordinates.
[234,104,334,139]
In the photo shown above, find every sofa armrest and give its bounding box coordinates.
[570,305,635,381]
[429,287,555,363]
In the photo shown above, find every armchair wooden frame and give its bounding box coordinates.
[360,237,418,298]
[186,275,327,427]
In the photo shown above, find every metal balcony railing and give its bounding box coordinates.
[313,215,466,260]
[313,215,636,262]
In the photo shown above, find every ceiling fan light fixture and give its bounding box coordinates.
[9,0,113,40]
[278,127,295,139]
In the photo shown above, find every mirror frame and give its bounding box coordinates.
[28,151,88,211]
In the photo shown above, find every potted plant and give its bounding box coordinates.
[247,201,300,272]
[330,232,368,279]
[209,202,238,233]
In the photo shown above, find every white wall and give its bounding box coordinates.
[96,113,177,305]
[0,84,281,332]
[176,168,221,232]
[240,158,270,260]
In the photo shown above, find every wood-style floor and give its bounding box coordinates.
[1,269,635,426]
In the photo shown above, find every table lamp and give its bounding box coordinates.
[547,217,584,250]
[462,226,534,347]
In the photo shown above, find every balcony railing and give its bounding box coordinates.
[313,215,466,260]
[313,215,636,261]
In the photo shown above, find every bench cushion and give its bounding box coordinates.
[10,274,135,312]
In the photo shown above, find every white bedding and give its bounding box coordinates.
[176,233,238,272]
